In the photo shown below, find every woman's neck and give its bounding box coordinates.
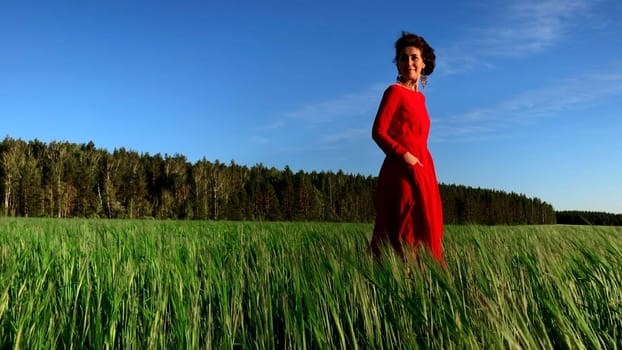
[399,79,419,92]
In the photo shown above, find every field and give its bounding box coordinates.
[0,219,620,349]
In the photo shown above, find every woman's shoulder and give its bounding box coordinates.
[385,83,402,93]
[382,84,404,98]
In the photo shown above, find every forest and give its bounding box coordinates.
[556,210,622,226]
[0,136,558,224]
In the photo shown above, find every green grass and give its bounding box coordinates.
[0,218,620,349]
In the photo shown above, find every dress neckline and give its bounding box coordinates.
[393,83,422,95]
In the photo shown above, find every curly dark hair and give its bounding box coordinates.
[393,31,436,76]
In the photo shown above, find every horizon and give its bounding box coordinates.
[2,0,621,214]
[3,133,620,215]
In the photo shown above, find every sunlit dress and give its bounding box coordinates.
[369,84,444,265]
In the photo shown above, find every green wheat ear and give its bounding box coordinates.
[0,219,619,349]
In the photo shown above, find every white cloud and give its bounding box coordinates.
[258,83,386,144]
[321,128,368,143]
[434,68,622,142]
[263,120,286,130]
[439,0,599,74]
[250,136,270,144]
[266,83,385,128]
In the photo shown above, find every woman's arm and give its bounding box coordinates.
[372,86,408,156]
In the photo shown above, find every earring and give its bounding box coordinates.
[396,73,402,82]
[420,75,428,89]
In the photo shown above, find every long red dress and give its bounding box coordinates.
[369,84,444,265]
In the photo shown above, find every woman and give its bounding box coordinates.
[368,31,445,267]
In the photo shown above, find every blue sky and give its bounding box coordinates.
[2,0,621,214]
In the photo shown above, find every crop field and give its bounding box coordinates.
[0,218,620,349]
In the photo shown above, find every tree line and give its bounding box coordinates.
[556,211,622,226]
[1,136,556,224]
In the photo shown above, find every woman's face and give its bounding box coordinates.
[397,46,425,84]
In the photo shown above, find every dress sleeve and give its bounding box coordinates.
[372,86,408,156]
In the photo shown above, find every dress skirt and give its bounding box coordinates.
[369,149,444,264]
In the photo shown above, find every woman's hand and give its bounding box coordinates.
[403,152,424,167]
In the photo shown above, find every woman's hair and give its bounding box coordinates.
[393,31,435,76]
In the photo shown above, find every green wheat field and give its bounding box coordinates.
[0,218,620,349]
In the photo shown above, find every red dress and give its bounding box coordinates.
[369,84,444,265]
